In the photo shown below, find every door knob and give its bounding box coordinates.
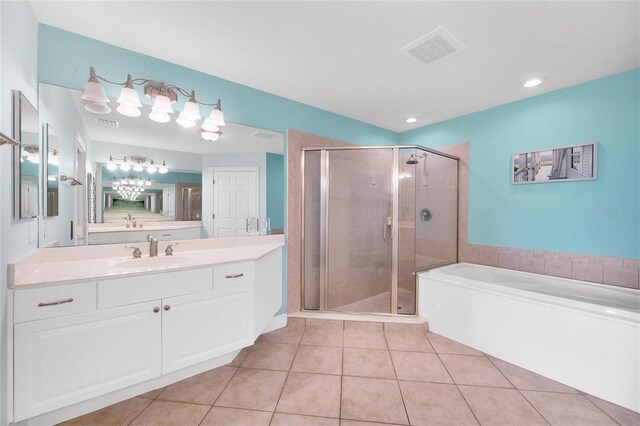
[164,305,171,311]
[153,307,160,313]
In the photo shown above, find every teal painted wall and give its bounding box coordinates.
[266,153,285,231]
[401,69,640,259]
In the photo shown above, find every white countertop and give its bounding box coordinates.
[9,235,284,289]
[88,221,202,234]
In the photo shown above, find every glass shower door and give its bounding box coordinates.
[326,149,394,313]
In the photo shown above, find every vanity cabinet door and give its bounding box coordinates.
[14,301,162,422]
[162,286,253,374]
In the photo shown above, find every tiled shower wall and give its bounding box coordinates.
[443,142,640,290]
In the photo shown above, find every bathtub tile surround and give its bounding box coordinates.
[60,319,639,426]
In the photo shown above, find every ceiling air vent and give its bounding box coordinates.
[251,130,277,139]
[95,118,119,128]
[399,26,466,68]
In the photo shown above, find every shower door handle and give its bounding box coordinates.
[383,217,392,241]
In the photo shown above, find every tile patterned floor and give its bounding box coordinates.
[60,318,639,426]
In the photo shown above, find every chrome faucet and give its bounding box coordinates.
[148,235,159,257]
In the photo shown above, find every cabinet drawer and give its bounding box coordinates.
[98,268,212,309]
[14,282,97,324]
[214,261,254,289]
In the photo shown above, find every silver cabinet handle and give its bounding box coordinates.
[38,298,73,307]
[164,305,171,311]
[226,273,244,279]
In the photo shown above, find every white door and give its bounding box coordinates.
[14,301,162,421]
[213,168,259,237]
[162,287,252,374]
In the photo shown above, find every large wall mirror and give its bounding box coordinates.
[38,83,285,247]
[13,90,40,219]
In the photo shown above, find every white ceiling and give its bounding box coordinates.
[67,89,284,155]
[31,1,639,132]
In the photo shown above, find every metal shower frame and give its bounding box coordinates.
[301,145,460,316]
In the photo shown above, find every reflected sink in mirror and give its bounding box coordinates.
[114,255,195,269]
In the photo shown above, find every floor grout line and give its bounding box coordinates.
[384,324,410,425]
[268,325,304,425]
[485,354,551,426]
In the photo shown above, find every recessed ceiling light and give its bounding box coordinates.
[521,78,544,88]
[405,117,418,124]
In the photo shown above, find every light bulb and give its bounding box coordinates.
[147,163,157,174]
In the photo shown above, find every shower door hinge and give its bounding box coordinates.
[212,179,215,184]
[212,214,215,219]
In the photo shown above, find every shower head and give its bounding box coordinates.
[406,154,419,165]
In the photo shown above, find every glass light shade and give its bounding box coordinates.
[133,163,144,172]
[129,179,136,185]
[27,151,40,164]
[48,175,56,182]
[176,112,195,128]
[158,162,168,174]
[149,107,171,123]
[182,100,201,121]
[137,179,144,186]
[117,87,142,107]
[145,179,152,186]
[210,108,225,126]
[119,162,131,171]
[121,178,127,184]
[151,95,174,113]
[201,118,219,133]
[117,104,141,117]
[147,163,157,174]
[201,131,220,142]
[49,152,60,166]
[106,157,117,170]
[81,81,110,103]
[85,102,111,115]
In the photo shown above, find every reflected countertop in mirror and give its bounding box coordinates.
[38,82,285,248]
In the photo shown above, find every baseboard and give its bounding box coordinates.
[261,313,287,334]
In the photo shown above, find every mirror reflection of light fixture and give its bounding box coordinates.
[48,149,59,166]
[112,175,150,200]
[106,155,168,174]
[21,145,40,164]
[201,131,220,142]
[82,67,225,136]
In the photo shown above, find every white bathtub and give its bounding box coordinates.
[418,263,640,412]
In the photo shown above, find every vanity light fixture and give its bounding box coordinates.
[106,155,168,174]
[521,77,544,88]
[405,117,418,124]
[81,67,225,140]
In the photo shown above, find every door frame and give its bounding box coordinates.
[211,166,260,238]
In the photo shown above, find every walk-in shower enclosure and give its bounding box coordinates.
[302,146,459,315]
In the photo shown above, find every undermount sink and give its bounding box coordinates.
[115,256,194,269]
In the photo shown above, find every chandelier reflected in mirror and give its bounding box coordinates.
[106,155,168,174]
[112,176,152,201]
[81,67,225,142]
